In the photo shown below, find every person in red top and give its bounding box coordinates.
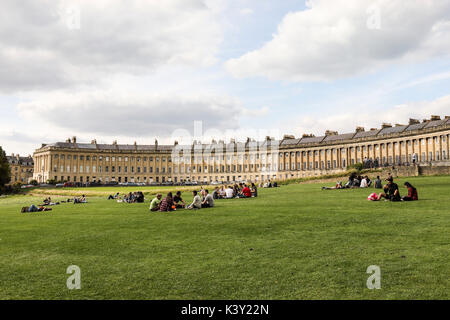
[402,182,418,201]
[242,185,252,198]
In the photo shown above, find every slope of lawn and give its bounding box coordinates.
[0,175,449,299]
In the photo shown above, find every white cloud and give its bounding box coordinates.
[281,95,450,137]
[17,90,247,137]
[239,8,254,15]
[226,0,450,81]
[0,0,223,93]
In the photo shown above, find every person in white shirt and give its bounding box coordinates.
[225,186,234,199]
[360,177,368,188]
[187,190,202,209]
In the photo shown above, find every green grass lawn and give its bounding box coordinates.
[0,176,449,300]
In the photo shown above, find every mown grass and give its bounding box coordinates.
[0,176,449,300]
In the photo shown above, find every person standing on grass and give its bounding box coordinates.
[402,182,418,201]
[188,190,202,209]
[149,193,162,211]
[377,177,401,201]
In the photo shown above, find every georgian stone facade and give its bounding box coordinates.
[33,116,450,184]
[7,154,34,185]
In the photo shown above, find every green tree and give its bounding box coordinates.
[0,146,11,189]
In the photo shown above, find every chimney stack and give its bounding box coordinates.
[409,118,420,125]
[430,115,441,121]
[355,127,365,133]
[72,136,77,143]
[381,123,392,128]
[302,133,315,138]
[325,130,338,136]
[370,128,378,131]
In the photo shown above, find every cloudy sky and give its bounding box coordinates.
[1,0,450,155]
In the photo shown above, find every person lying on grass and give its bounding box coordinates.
[201,189,214,208]
[376,177,401,201]
[401,182,418,201]
[322,181,344,190]
[187,190,202,209]
[21,205,52,213]
[149,193,162,211]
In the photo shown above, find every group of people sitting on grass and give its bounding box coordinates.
[109,191,145,203]
[323,173,384,190]
[212,183,258,199]
[262,180,278,188]
[368,177,418,202]
[321,173,419,202]
[149,189,215,212]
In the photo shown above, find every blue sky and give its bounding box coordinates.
[1,0,449,155]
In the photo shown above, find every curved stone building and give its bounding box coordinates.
[33,116,450,184]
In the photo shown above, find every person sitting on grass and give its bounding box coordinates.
[219,186,226,198]
[136,192,145,203]
[360,176,368,188]
[366,176,372,187]
[212,187,220,200]
[159,192,174,212]
[242,184,252,198]
[377,177,401,201]
[173,191,186,209]
[187,190,202,209]
[233,184,241,197]
[374,176,382,189]
[401,182,418,201]
[225,186,234,199]
[149,193,162,211]
[74,195,87,204]
[201,189,214,208]
[251,183,258,197]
